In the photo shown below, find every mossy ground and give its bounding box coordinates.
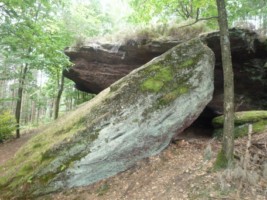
[0,125,87,198]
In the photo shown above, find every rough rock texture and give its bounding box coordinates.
[64,41,180,93]
[64,28,267,112]
[0,39,214,198]
[201,29,267,112]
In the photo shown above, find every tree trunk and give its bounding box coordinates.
[54,71,64,120]
[12,88,16,113]
[262,14,267,35]
[0,80,5,101]
[37,107,40,125]
[216,0,235,165]
[31,100,36,123]
[49,101,54,119]
[15,64,28,138]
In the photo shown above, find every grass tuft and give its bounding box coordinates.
[73,20,211,47]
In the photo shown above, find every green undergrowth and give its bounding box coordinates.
[0,110,16,141]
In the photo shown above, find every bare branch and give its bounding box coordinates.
[179,2,190,19]
[178,16,218,28]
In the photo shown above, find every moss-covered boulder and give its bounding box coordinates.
[0,39,214,199]
[212,110,267,138]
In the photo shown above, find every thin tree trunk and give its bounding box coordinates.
[216,0,235,164]
[37,107,40,125]
[0,80,5,100]
[22,93,27,124]
[262,14,267,35]
[12,88,16,114]
[15,64,28,138]
[70,97,73,110]
[49,101,54,119]
[54,71,64,120]
[31,100,36,123]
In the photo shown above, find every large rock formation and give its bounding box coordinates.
[0,39,214,198]
[64,40,180,93]
[64,28,267,112]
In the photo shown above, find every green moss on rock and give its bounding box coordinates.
[212,110,267,128]
[141,79,164,92]
[141,66,173,92]
[139,40,208,119]
[180,59,194,68]
[214,120,267,138]
[212,111,267,138]
[158,86,188,106]
[0,95,104,199]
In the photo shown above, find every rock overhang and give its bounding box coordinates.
[63,28,267,96]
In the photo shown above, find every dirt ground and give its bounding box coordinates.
[1,129,267,200]
[0,131,36,166]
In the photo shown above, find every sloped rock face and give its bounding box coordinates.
[0,39,214,198]
[64,28,267,111]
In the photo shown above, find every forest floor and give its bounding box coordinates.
[0,129,267,200]
[0,130,37,166]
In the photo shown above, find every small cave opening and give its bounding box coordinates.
[176,106,221,140]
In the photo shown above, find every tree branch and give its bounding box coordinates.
[178,16,218,28]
